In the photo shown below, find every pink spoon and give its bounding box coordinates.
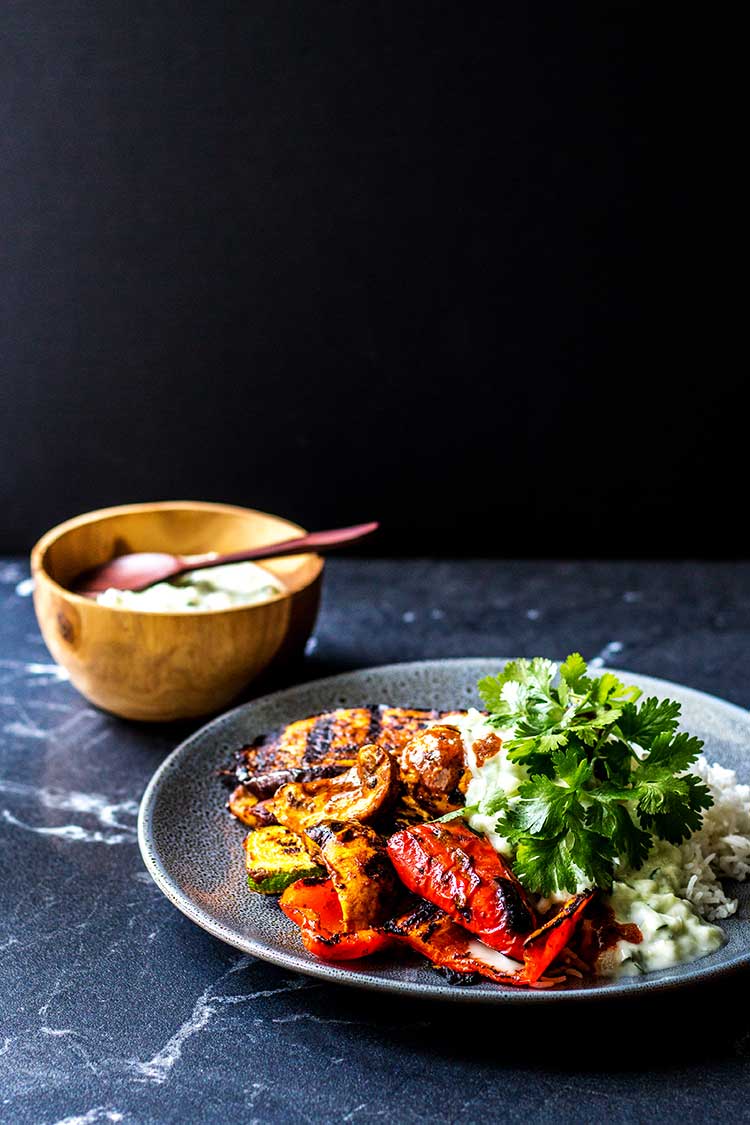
[73,521,379,597]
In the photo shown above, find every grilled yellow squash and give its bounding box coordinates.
[243,826,325,894]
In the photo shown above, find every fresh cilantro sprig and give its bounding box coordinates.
[472,654,712,896]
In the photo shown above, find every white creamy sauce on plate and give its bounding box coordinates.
[96,560,284,612]
[447,709,526,858]
[450,709,727,977]
[601,860,725,977]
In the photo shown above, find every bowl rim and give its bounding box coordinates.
[30,499,324,617]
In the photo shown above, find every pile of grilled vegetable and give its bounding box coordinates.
[220,698,638,987]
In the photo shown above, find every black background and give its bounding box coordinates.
[1,4,740,556]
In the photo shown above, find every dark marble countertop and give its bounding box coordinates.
[2,558,750,1125]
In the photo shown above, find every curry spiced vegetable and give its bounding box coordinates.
[221,703,616,988]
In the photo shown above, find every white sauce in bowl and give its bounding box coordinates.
[96,560,284,612]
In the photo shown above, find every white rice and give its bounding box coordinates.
[670,756,750,920]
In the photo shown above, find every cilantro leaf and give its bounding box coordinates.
[617,697,681,748]
[559,652,588,689]
[634,770,712,843]
[476,674,512,715]
[464,653,714,896]
[596,738,635,785]
[501,776,576,837]
[643,730,704,772]
[551,746,594,790]
[569,823,616,891]
[436,791,509,825]
[436,804,479,823]
[511,835,579,897]
[587,797,651,870]
[480,791,510,816]
[511,818,614,896]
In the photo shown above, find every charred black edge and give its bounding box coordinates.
[303,712,341,765]
[217,768,239,789]
[366,703,385,744]
[225,795,278,826]
[306,820,391,853]
[243,764,350,797]
[492,876,537,936]
[433,966,479,986]
[361,851,394,881]
[523,891,597,948]
[382,898,442,938]
[305,822,336,849]
[314,932,343,947]
[295,875,329,888]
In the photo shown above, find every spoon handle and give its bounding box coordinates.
[174,521,379,575]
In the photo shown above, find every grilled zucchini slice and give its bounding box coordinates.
[243,826,325,894]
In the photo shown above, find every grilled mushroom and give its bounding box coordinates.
[268,743,397,833]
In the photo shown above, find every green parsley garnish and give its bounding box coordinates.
[471,654,712,896]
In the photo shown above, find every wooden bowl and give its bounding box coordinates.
[31,501,323,722]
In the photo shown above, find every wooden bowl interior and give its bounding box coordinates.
[38,504,320,599]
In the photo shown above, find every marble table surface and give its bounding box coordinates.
[2,557,750,1125]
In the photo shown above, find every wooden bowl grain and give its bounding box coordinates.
[31,501,323,721]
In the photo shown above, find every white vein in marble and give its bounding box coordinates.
[128,957,316,1085]
[3,702,106,747]
[48,1107,125,1125]
[0,562,25,584]
[0,779,138,845]
[0,658,70,685]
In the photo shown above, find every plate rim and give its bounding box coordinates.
[138,657,750,1003]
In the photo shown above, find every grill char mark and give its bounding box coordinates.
[303,712,341,765]
[366,704,384,745]
[229,706,465,781]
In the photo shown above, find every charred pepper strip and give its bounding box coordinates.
[387,822,537,957]
[385,901,562,988]
[279,878,393,961]
[523,891,596,981]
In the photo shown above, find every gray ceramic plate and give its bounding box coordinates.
[138,658,750,1003]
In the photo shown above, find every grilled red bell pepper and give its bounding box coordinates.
[522,891,596,981]
[387,822,537,958]
[279,877,392,961]
[386,900,551,986]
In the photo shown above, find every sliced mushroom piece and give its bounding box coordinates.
[227,785,278,827]
[305,820,399,931]
[227,784,259,825]
[398,724,467,817]
[268,743,397,834]
[236,763,351,801]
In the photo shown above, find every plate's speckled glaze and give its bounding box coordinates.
[138,659,750,1002]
